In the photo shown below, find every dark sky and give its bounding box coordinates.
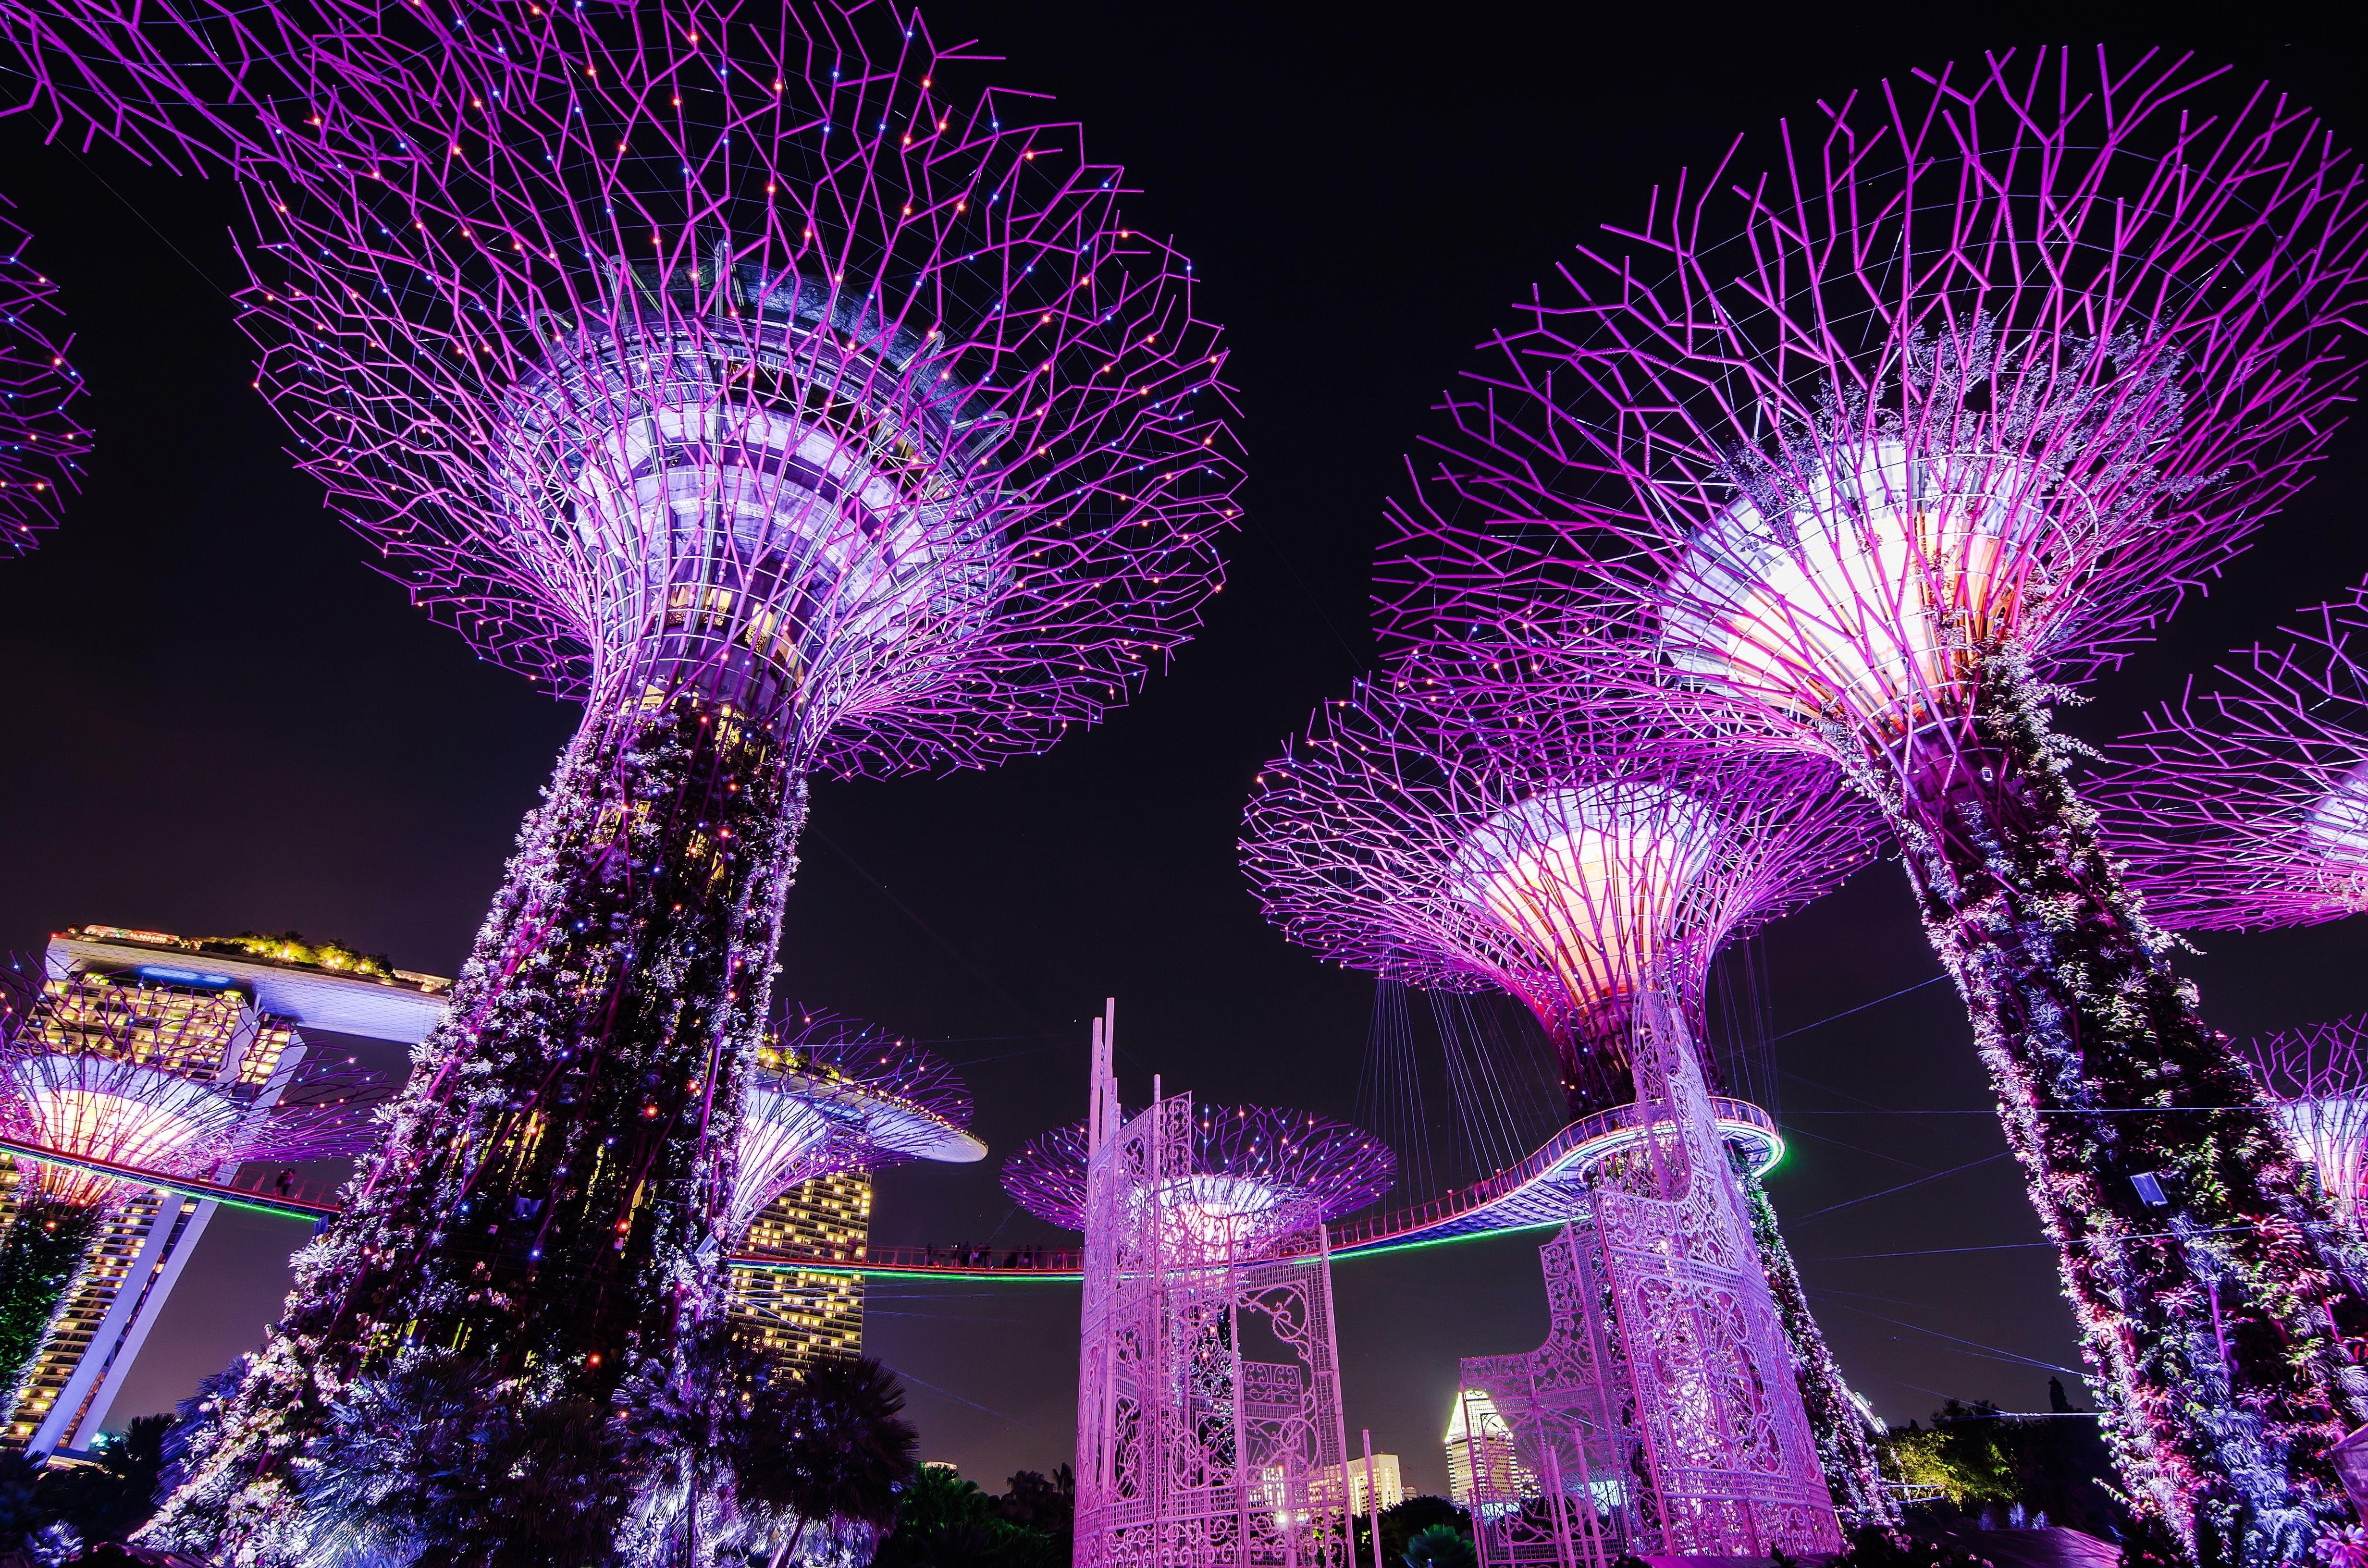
[4,4,2367,1501]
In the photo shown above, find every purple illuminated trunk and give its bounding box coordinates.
[144,688,802,1561]
[1875,652,2368,1565]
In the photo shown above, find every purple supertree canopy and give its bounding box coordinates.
[1367,51,2368,1562]
[216,1,1233,772]
[1240,679,1897,1524]
[0,960,387,1207]
[1003,1102,1393,1247]
[729,1007,981,1237]
[2093,579,2368,931]
[2240,1016,2368,1236]
[1378,53,2367,772]
[1241,679,1875,1113]
[0,959,388,1426]
[0,195,85,555]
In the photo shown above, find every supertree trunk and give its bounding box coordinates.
[0,1197,109,1424]
[1735,1164,1899,1529]
[1868,650,2368,1565]
[145,689,802,1561]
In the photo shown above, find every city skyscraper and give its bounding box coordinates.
[0,927,443,1452]
[1445,1389,1534,1511]
[728,1171,871,1372]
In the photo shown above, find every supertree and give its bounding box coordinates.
[92,1,1231,1556]
[0,961,382,1426]
[2094,578,2368,931]
[1241,682,1888,1527]
[726,1009,981,1241]
[2233,1017,2368,1239]
[0,192,83,554]
[1370,49,2368,1560]
[1002,1102,1394,1254]
[1007,1024,1394,1568]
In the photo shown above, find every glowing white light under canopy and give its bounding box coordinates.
[1155,1171,1299,1254]
[728,1063,985,1236]
[4,1053,245,1206]
[2304,763,2368,881]
[1451,781,1719,1014]
[493,311,1005,730]
[2272,1094,2368,1231]
[1659,439,2073,735]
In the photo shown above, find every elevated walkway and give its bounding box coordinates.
[3,1096,1782,1281]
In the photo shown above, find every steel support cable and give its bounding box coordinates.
[1805,1293,2085,1376]
[1783,1152,2016,1225]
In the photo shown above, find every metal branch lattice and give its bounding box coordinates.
[728,1008,979,1237]
[1004,1102,1394,1243]
[0,196,86,555]
[209,0,1237,772]
[2241,1017,2368,1238]
[1242,679,1874,1113]
[2097,578,2368,931]
[1028,1013,1390,1568]
[1370,49,2368,1560]
[1378,52,2368,771]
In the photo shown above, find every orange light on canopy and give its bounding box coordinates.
[3,1053,244,1207]
[1661,442,2066,737]
[1452,781,1717,1023]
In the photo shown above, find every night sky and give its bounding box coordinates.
[3,5,2366,1501]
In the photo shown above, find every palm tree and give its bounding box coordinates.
[1403,1523,1477,1568]
[732,1355,917,1568]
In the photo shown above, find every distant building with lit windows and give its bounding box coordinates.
[1347,1453,1405,1517]
[1446,1388,1536,1509]
[728,1170,870,1372]
[0,926,447,1452]
[1264,1453,1406,1518]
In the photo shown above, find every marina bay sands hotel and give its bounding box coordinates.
[0,925,863,1453]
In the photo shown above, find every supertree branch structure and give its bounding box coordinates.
[0,963,383,1426]
[1241,683,1889,1526]
[103,4,1233,1558]
[728,1009,981,1238]
[1373,49,2368,1563]
[0,195,85,554]
[1003,1101,1394,1250]
[2095,580,2368,931]
[1242,681,1873,1111]
[2239,1016,2368,1238]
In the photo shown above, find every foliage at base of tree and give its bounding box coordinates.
[1813,1525,2028,1567]
[1401,1522,1476,1568]
[38,1417,170,1545]
[1354,1497,1458,1568]
[0,1413,176,1563]
[870,1464,1073,1568]
[1877,1397,2122,1536]
[1351,1494,1468,1568]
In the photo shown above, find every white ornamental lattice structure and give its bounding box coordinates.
[1459,994,1840,1566]
[1004,1004,1393,1568]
